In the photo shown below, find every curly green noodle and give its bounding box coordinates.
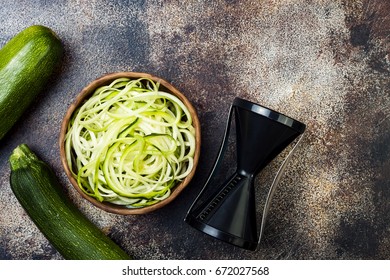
[65,78,196,208]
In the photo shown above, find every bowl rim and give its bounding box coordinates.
[59,71,201,215]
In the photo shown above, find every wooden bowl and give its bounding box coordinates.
[59,72,201,214]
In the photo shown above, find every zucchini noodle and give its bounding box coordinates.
[65,78,196,208]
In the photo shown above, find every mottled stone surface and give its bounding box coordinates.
[0,0,389,259]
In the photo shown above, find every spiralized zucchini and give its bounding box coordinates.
[65,78,196,208]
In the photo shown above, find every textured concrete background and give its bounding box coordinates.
[0,0,389,259]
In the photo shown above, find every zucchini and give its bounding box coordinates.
[0,25,63,140]
[9,144,132,260]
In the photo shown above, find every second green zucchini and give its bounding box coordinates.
[9,144,132,260]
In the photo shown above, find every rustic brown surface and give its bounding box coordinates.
[0,0,389,259]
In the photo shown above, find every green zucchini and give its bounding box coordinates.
[9,144,132,260]
[0,25,63,140]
